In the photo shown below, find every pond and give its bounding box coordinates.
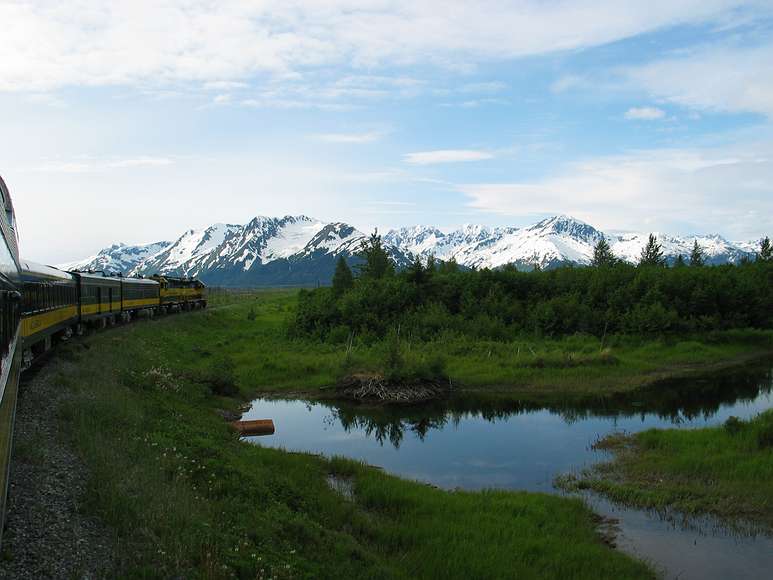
[242,362,773,579]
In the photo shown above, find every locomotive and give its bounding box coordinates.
[0,175,207,542]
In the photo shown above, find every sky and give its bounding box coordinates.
[2,1,773,263]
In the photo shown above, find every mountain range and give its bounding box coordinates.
[57,215,762,286]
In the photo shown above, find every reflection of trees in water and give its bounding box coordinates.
[331,410,453,448]
[322,363,773,449]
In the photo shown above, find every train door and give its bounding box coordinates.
[108,288,113,312]
[96,287,102,314]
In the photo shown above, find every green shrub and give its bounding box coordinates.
[724,415,744,435]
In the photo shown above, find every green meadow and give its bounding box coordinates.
[172,289,772,402]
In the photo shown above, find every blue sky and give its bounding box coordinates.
[2,1,773,262]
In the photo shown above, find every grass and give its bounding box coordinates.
[47,316,654,578]
[559,411,773,532]
[155,289,773,404]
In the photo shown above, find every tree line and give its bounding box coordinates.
[293,232,773,341]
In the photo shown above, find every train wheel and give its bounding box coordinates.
[22,349,33,371]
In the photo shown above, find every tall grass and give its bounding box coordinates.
[133,290,773,403]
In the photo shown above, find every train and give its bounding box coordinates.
[0,176,207,544]
[20,264,208,369]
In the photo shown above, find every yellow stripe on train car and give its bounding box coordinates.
[80,303,116,316]
[122,298,158,309]
[21,306,78,338]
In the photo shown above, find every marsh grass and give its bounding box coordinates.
[564,411,773,531]
[131,290,773,403]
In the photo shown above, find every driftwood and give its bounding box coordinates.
[336,373,451,404]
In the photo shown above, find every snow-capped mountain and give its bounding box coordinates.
[609,232,753,266]
[58,241,171,273]
[59,215,412,286]
[59,214,761,286]
[386,215,757,270]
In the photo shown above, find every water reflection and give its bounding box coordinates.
[323,363,773,449]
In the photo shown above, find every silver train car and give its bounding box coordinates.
[0,176,22,545]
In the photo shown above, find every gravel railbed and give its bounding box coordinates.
[0,358,115,579]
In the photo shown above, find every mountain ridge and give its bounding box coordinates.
[57,215,762,286]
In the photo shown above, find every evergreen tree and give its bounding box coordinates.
[426,254,437,273]
[674,255,686,268]
[689,240,705,267]
[438,257,459,274]
[590,238,616,267]
[407,255,426,285]
[639,233,665,267]
[332,255,354,296]
[357,230,395,279]
[760,236,772,262]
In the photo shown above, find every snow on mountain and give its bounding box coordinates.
[610,232,752,265]
[119,215,414,285]
[383,216,757,270]
[57,241,170,273]
[384,224,513,263]
[133,223,242,277]
[384,216,605,270]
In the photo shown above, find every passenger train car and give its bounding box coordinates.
[0,176,22,544]
[0,174,208,544]
[20,268,208,368]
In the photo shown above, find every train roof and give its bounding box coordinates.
[121,276,159,286]
[151,274,205,285]
[0,175,20,262]
[21,260,76,283]
[72,271,123,283]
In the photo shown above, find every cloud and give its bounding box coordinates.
[36,156,174,173]
[625,42,773,117]
[404,150,494,165]
[0,1,765,93]
[624,106,666,120]
[457,81,507,94]
[311,132,384,144]
[457,140,773,239]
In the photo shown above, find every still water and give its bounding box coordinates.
[243,362,773,579]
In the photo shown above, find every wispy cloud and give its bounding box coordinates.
[404,150,494,165]
[457,140,773,238]
[311,131,385,144]
[624,42,773,117]
[36,157,174,173]
[624,106,666,120]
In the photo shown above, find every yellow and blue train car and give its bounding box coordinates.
[151,275,207,310]
[20,261,79,365]
[0,176,22,545]
[121,276,161,316]
[72,271,123,323]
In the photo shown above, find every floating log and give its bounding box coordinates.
[231,419,275,436]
